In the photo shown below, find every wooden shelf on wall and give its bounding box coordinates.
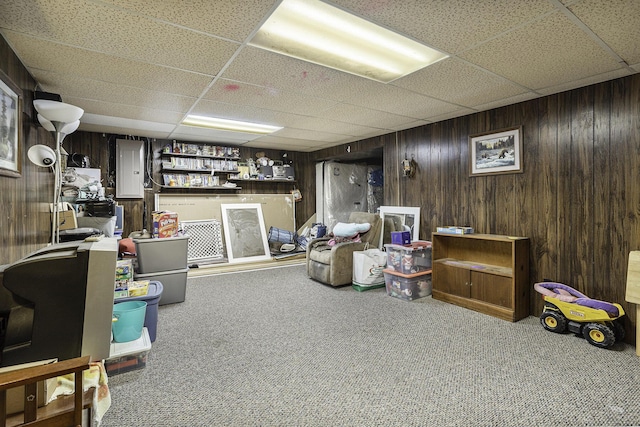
[159,185,241,191]
[227,178,296,184]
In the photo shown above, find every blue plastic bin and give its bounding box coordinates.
[115,281,163,342]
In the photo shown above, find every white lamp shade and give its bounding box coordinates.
[27,144,56,167]
[37,114,56,132]
[33,99,84,122]
[60,120,80,134]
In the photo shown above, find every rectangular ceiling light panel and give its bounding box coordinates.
[182,115,283,134]
[250,0,448,83]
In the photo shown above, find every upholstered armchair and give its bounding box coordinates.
[306,212,382,287]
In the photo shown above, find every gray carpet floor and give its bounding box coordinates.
[101,264,640,426]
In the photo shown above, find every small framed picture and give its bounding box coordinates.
[469,126,522,177]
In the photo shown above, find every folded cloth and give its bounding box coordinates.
[332,222,370,237]
[328,234,362,246]
[48,361,111,426]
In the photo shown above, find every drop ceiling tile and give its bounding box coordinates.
[2,0,240,75]
[246,136,323,149]
[0,0,82,36]
[459,11,624,90]
[169,125,261,143]
[318,104,423,130]
[3,30,213,97]
[202,79,339,116]
[64,96,186,124]
[388,120,431,132]
[274,127,350,143]
[190,98,299,128]
[100,0,278,42]
[79,113,175,138]
[391,57,531,108]
[332,0,555,54]
[31,70,197,113]
[221,46,377,102]
[568,0,640,65]
[536,68,635,96]
[470,92,540,114]
[280,116,382,136]
[78,122,172,139]
[344,79,462,119]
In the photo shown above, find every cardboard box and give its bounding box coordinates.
[391,231,411,245]
[436,226,474,235]
[50,202,78,231]
[114,289,129,299]
[152,211,179,238]
[116,259,133,282]
[0,359,58,415]
[128,280,150,297]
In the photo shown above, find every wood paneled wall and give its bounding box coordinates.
[0,36,55,263]
[311,75,640,341]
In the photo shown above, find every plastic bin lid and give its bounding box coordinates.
[383,268,432,278]
[133,234,190,244]
[108,327,151,359]
[117,281,163,302]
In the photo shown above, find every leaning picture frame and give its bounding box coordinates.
[0,70,21,178]
[378,206,420,249]
[220,203,272,264]
[469,126,522,177]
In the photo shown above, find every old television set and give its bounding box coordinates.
[0,238,117,367]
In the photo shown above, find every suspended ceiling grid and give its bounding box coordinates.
[0,0,638,152]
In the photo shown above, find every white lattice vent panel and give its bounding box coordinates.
[180,219,224,262]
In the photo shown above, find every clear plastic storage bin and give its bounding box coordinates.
[383,269,432,301]
[385,240,432,274]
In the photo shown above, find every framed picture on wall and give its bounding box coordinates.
[220,203,272,264]
[469,126,522,177]
[0,70,21,178]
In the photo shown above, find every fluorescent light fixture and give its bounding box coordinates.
[250,0,448,83]
[181,115,282,134]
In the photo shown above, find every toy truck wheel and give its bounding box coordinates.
[540,311,567,333]
[582,323,615,348]
[611,320,625,342]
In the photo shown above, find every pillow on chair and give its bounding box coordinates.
[332,222,371,238]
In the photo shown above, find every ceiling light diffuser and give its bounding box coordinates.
[250,0,448,83]
[181,115,282,134]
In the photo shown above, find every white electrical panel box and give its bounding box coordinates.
[116,139,144,198]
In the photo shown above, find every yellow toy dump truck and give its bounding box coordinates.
[534,282,625,349]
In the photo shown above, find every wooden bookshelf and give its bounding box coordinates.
[431,233,530,322]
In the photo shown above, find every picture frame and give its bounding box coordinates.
[469,126,522,176]
[378,206,420,249]
[0,70,21,178]
[220,203,272,264]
